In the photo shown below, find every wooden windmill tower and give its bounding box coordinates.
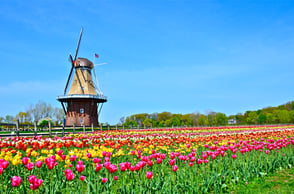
[57,28,107,126]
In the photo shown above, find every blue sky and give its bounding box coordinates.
[0,0,294,124]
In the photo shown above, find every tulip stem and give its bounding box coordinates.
[50,170,52,194]
[1,174,3,193]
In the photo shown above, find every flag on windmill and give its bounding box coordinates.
[94,53,99,58]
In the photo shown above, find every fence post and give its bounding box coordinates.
[73,123,75,134]
[108,125,110,131]
[15,119,19,136]
[92,123,94,132]
[49,121,52,136]
[62,121,65,136]
[83,124,85,133]
[123,125,124,130]
[100,125,102,131]
[34,121,37,136]
[116,125,117,131]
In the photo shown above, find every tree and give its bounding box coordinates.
[158,112,172,122]
[246,112,258,124]
[198,114,208,126]
[15,112,28,124]
[150,113,158,121]
[207,112,216,126]
[119,117,125,125]
[181,114,193,126]
[171,115,181,126]
[278,110,290,123]
[266,113,275,124]
[53,107,65,125]
[215,113,227,126]
[289,111,294,123]
[143,118,152,127]
[4,115,14,123]
[164,119,172,127]
[0,117,4,123]
[257,111,267,124]
[235,113,245,124]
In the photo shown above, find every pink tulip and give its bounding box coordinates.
[125,162,131,169]
[102,177,107,183]
[109,164,118,173]
[169,159,175,166]
[157,158,162,164]
[146,171,153,179]
[96,163,103,172]
[26,162,34,171]
[35,161,43,168]
[87,153,92,158]
[30,178,43,190]
[70,155,77,162]
[11,176,22,187]
[135,164,141,171]
[105,157,110,162]
[232,155,237,159]
[57,150,63,156]
[1,160,9,169]
[28,175,36,184]
[114,176,118,181]
[130,166,135,172]
[80,175,86,181]
[0,167,3,175]
[120,163,127,171]
[147,160,153,167]
[189,162,194,167]
[22,157,29,165]
[64,169,75,181]
[170,152,175,159]
[93,158,98,163]
[102,151,107,157]
[76,163,85,173]
[173,165,178,172]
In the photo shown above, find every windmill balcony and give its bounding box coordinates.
[57,94,107,103]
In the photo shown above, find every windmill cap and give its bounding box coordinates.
[74,58,94,68]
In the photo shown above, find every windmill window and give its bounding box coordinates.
[80,108,84,114]
[74,80,77,84]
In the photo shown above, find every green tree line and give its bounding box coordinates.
[120,101,294,128]
[0,101,65,125]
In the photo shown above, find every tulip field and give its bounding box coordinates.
[1,125,294,193]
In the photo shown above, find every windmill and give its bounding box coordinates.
[57,28,107,126]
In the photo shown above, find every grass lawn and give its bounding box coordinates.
[231,167,294,194]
